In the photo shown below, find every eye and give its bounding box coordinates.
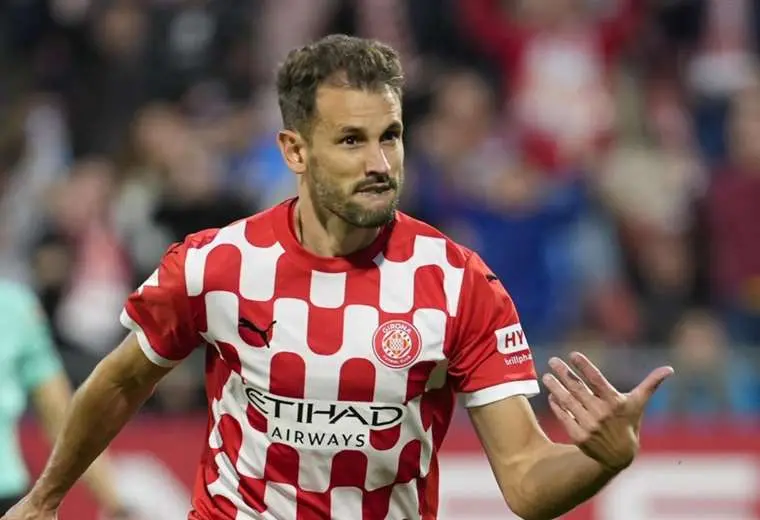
[340,135,360,146]
[381,129,402,143]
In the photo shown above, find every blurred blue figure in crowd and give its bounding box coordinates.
[405,71,603,345]
[647,309,760,419]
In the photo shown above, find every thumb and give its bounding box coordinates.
[631,366,674,403]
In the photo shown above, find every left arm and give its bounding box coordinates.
[16,290,131,518]
[448,252,673,519]
[471,353,673,520]
[30,374,129,518]
[469,396,616,520]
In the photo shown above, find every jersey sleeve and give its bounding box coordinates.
[120,240,200,367]
[16,290,64,391]
[447,252,539,408]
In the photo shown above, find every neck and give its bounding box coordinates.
[294,193,381,258]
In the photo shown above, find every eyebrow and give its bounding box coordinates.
[337,121,403,134]
[337,125,364,135]
[384,121,403,133]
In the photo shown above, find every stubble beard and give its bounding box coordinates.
[307,159,402,229]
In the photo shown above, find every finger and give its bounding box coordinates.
[542,373,597,430]
[568,351,621,402]
[548,357,603,413]
[631,366,675,403]
[548,394,587,442]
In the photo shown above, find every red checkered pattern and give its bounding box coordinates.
[120,199,539,520]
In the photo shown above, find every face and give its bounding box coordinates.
[673,315,725,369]
[297,85,405,228]
[433,73,494,152]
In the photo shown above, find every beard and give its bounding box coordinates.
[306,157,402,229]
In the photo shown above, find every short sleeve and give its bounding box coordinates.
[120,241,200,367]
[16,292,64,391]
[447,252,539,408]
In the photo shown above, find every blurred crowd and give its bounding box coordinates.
[0,0,759,421]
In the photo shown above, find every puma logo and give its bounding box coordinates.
[238,317,276,348]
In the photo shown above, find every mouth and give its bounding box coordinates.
[355,183,394,194]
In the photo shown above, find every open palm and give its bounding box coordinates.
[542,352,674,471]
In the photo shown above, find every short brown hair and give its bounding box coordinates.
[276,34,404,137]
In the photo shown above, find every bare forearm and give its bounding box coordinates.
[514,443,618,520]
[29,362,152,509]
[35,376,125,512]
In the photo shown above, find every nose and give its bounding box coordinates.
[365,143,391,175]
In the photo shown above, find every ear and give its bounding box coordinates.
[277,129,308,175]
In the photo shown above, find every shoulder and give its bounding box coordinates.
[164,205,282,293]
[392,213,509,303]
[390,211,475,269]
[179,203,280,254]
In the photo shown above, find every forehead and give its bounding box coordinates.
[313,85,402,132]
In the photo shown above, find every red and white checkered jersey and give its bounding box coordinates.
[120,198,539,520]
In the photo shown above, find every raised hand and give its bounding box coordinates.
[542,351,674,472]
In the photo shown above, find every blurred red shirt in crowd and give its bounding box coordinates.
[459,0,640,173]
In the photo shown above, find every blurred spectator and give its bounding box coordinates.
[600,78,706,343]
[0,97,70,284]
[117,103,253,282]
[0,101,32,282]
[406,71,598,344]
[658,0,760,164]
[706,82,760,345]
[144,0,256,103]
[65,0,150,157]
[648,309,759,418]
[32,158,131,385]
[255,0,424,91]
[458,0,639,172]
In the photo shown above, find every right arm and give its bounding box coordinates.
[20,237,203,516]
[26,333,171,513]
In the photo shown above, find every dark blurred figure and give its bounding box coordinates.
[145,0,256,103]
[31,158,132,386]
[69,0,150,157]
[707,82,760,346]
[0,95,70,284]
[20,0,257,157]
[118,104,253,283]
[600,78,706,343]
[406,71,592,344]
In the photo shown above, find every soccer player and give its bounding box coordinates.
[0,281,133,519]
[3,34,673,520]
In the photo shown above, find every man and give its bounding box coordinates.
[0,281,134,519]
[3,34,673,520]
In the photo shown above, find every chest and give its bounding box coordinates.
[199,267,453,405]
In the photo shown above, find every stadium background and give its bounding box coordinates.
[1,0,759,518]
